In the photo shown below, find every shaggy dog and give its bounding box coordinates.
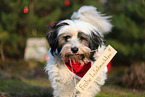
[45,6,112,97]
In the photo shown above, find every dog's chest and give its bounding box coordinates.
[58,64,79,84]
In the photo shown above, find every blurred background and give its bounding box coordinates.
[0,0,145,97]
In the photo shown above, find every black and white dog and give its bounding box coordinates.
[45,6,112,97]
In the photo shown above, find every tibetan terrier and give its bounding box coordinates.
[45,6,112,97]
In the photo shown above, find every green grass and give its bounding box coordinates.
[1,79,145,97]
[0,60,145,97]
[97,92,136,97]
[98,91,145,97]
[97,85,145,97]
[0,60,53,97]
[0,79,53,97]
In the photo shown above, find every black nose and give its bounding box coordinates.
[71,47,78,53]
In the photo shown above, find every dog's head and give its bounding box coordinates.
[46,6,112,64]
[46,20,103,64]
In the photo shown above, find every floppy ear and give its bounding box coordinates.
[46,21,70,56]
[89,30,104,61]
[46,23,59,56]
[89,31,103,50]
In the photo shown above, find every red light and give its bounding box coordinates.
[24,8,29,13]
[64,0,70,6]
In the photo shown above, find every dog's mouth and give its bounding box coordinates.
[63,53,91,65]
[63,53,92,78]
[66,54,84,58]
[65,54,84,61]
[64,54,92,78]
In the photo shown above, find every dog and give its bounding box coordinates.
[45,6,112,97]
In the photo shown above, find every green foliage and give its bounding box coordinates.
[0,0,144,65]
[0,80,53,97]
[0,0,65,58]
[105,0,145,65]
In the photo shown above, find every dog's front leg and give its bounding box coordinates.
[47,64,75,97]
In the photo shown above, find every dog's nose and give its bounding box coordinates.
[71,47,78,53]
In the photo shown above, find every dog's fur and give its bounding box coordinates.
[45,6,112,97]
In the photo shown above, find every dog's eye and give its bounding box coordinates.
[79,36,86,41]
[63,35,71,41]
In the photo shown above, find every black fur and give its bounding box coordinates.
[46,22,104,61]
[89,31,104,61]
[46,22,69,56]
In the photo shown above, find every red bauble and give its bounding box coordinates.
[24,8,29,13]
[64,0,70,6]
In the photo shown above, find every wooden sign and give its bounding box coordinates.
[75,45,117,93]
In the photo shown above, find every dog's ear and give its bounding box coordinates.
[46,23,59,56]
[89,31,104,61]
[46,21,70,56]
[89,31,103,50]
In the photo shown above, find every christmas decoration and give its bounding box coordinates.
[64,0,70,6]
[24,7,29,13]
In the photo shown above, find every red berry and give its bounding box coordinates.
[64,0,70,6]
[24,8,29,13]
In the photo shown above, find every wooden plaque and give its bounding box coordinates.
[75,45,117,93]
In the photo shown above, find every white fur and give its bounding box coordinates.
[71,6,112,35]
[58,20,102,37]
[45,6,112,97]
[45,46,107,97]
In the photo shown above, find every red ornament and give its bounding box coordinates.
[64,0,70,6]
[24,8,29,13]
